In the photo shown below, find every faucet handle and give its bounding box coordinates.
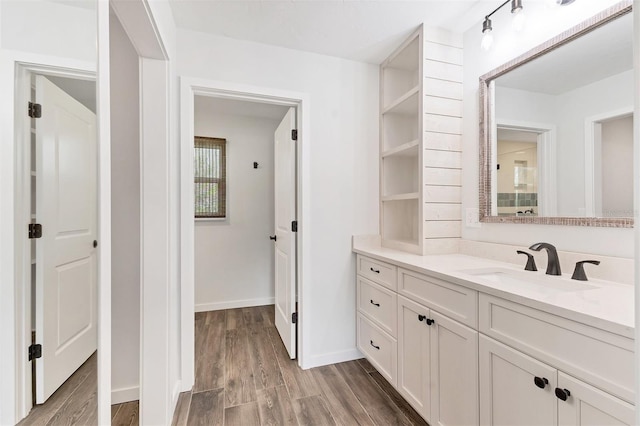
[571,260,600,281]
[516,250,537,272]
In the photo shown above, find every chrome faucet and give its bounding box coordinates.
[529,242,561,276]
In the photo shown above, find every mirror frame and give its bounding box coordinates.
[479,0,633,228]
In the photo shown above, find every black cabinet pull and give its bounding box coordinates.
[417,315,435,326]
[555,388,571,401]
[370,340,380,350]
[534,377,548,389]
[370,267,380,274]
[370,300,380,307]
[93,240,98,248]
[269,235,277,241]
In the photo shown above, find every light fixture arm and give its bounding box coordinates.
[485,0,511,20]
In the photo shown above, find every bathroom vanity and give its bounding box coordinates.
[353,239,634,426]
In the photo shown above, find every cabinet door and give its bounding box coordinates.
[397,295,431,420]
[430,311,479,426]
[557,372,634,426]
[480,335,557,426]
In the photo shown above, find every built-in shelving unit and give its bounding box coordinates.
[379,25,463,255]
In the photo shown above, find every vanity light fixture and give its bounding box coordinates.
[480,0,526,51]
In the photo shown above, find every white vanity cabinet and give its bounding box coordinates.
[480,336,635,426]
[354,252,635,426]
[398,295,478,425]
[356,254,479,425]
[479,293,635,426]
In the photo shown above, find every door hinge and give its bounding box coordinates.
[28,102,42,118]
[291,220,298,232]
[28,223,42,239]
[291,129,298,140]
[292,312,298,324]
[28,344,42,361]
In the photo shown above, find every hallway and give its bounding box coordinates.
[172,305,427,425]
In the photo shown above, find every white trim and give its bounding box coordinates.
[584,106,634,217]
[495,119,557,217]
[195,298,275,313]
[306,349,364,369]
[111,386,140,405]
[180,77,312,380]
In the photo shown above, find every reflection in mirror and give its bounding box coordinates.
[480,2,634,226]
[1,0,100,424]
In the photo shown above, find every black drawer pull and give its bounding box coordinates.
[555,388,571,401]
[370,340,380,350]
[417,315,435,326]
[370,300,380,307]
[534,377,548,389]
[370,267,380,274]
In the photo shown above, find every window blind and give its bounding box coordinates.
[194,137,226,218]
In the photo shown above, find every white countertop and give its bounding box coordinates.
[353,240,635,339]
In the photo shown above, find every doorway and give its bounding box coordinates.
[15,65,98,422]
[192,95,298,358]
[180,79,312,388]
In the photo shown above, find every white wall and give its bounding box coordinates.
[602,115,633,217]
[0,1,95,61]
[194,99,282,310]
[109,10,140,404]
[462,0,634,258]
[178,29,379,366]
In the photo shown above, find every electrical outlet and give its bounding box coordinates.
[466,208,481,228]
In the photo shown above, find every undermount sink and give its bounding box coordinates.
[457,267,600,293]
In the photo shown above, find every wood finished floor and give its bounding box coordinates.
[17,352,97,426]
[172,305,427,426]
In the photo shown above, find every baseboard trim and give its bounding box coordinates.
[195,297,275,312]
[303,348,363,370]
[111,386,139,405]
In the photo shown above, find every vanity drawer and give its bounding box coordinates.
[357,313,397,386]
[479,293,634,403]
[357,255,397,291]
[357,276,397,336]
[398,268,477,328]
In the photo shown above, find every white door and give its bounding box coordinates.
[397,295,431,419]
[557,372,634,426]
[35,76,97,403]
[479,335,557,426]
[273,107,297,359]
[429,311,479,426]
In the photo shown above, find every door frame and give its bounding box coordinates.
[584,106,634,217]
[0,49,110,424]
[180,77,312,386]
[495,119,557,217]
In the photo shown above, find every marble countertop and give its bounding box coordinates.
[353,239,635,339]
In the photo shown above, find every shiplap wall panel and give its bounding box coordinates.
[423,168,461,187]
[424,60,463,82]
[424,96,463,117]
[424,78,463,100]
[425,203,462,221]
[424,150,461,169]
[424,132,462,151]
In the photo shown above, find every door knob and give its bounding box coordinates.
[269,235,277,241]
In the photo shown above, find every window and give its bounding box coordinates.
[194,136,226,218]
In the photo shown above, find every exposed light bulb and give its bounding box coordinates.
[512,9,526,31]
[481,32,494,51]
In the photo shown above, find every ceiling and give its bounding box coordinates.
[168,0,484,64]
[496,12,633,95]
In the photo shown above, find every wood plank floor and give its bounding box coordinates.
[173,305,427,426]
[17,352,97,426]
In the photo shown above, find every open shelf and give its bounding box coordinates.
[382,35,420,108]
[382,112,419,152]
[381,198,419,245]
[382,192,419,202]
[382,139,419,158]
[382,86,419,115]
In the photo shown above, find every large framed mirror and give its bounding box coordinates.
[479,0,633,227]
